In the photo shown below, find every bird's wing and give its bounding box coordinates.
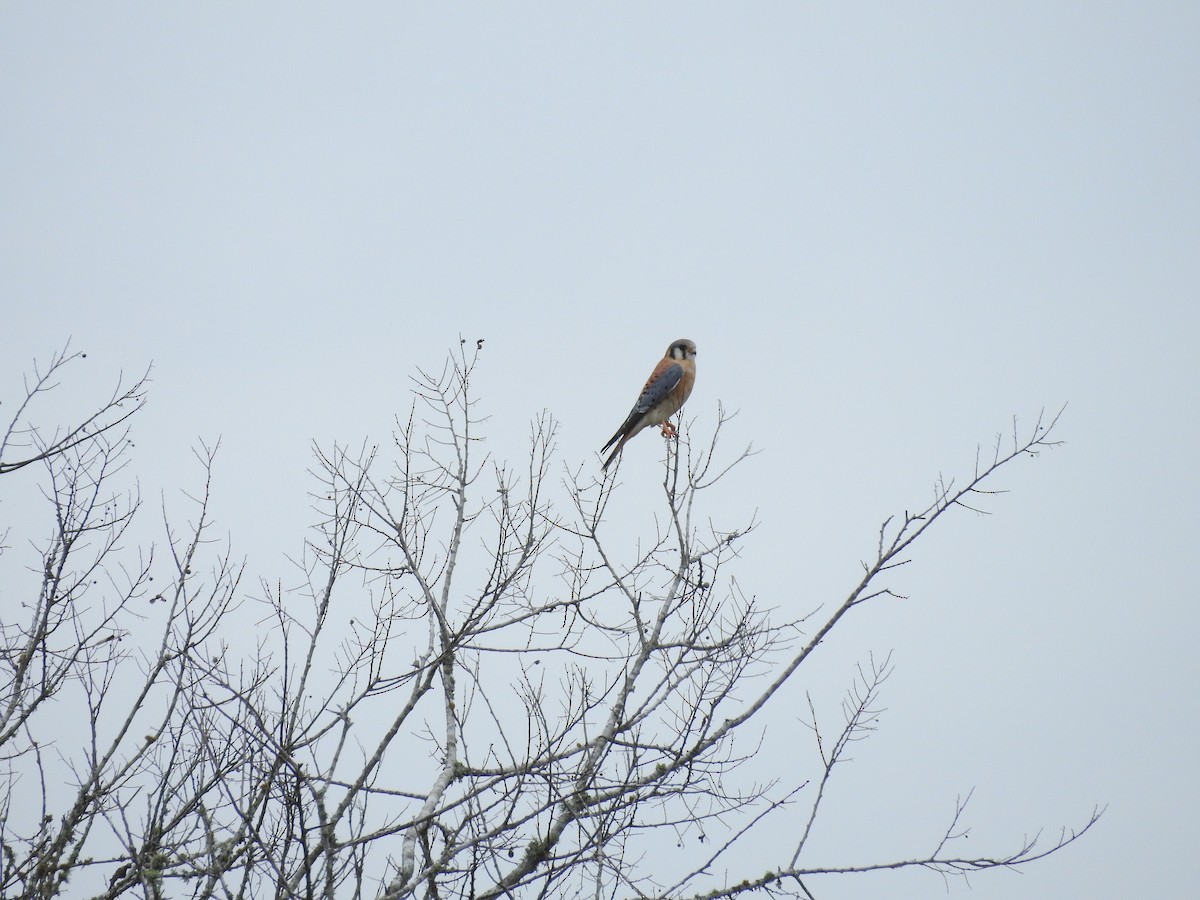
[601,361,684,452]
[633,361,684,414]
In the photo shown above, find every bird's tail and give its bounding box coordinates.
[601,439,624,471]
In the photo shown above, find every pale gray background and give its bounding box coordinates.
[2,3,1197,898]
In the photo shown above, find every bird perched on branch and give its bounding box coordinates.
[601,338,697,470]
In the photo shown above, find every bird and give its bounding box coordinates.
[601,338,697,470]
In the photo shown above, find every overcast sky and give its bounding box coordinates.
[2,4,1198,898]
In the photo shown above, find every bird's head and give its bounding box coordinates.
[668,339,697,361]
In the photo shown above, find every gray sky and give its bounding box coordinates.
[2,4,1197,898]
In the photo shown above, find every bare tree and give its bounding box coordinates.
[0,342,1100,900]
[0,347,244,899]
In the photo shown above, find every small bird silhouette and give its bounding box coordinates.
[601,339,697,470]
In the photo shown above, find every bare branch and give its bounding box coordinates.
[0,348,1093,899]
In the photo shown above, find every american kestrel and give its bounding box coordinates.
[601,338,698,471]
